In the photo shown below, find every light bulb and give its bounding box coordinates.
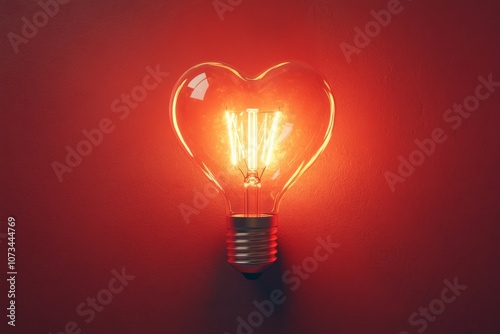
[170,62,335,279]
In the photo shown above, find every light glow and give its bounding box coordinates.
[225,112,237,166]
[225,110,282,175]
[265,112,280,166]
[170,61,336,276]
[247,109,258,171]
[170,61,335,215]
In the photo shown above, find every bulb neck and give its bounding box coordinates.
[226,214,278,279]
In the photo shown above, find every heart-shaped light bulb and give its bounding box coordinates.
[170,62,335,278]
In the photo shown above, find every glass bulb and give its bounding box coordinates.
[170,62,335,278]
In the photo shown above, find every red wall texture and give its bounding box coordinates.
[1,0,500,333]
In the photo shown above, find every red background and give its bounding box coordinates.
[1,0,500,333]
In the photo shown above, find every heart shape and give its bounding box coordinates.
[170,62,335,214]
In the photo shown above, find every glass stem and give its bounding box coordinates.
[244,182,261,216]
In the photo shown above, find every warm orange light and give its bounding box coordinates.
[170,62,335,277]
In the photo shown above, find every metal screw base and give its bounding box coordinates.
[226,214,278,278]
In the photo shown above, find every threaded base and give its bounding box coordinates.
[226,215,278,276]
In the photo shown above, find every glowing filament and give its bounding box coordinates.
[260,114,269,162]
[225,109,281,172]
[247,109,258,171]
